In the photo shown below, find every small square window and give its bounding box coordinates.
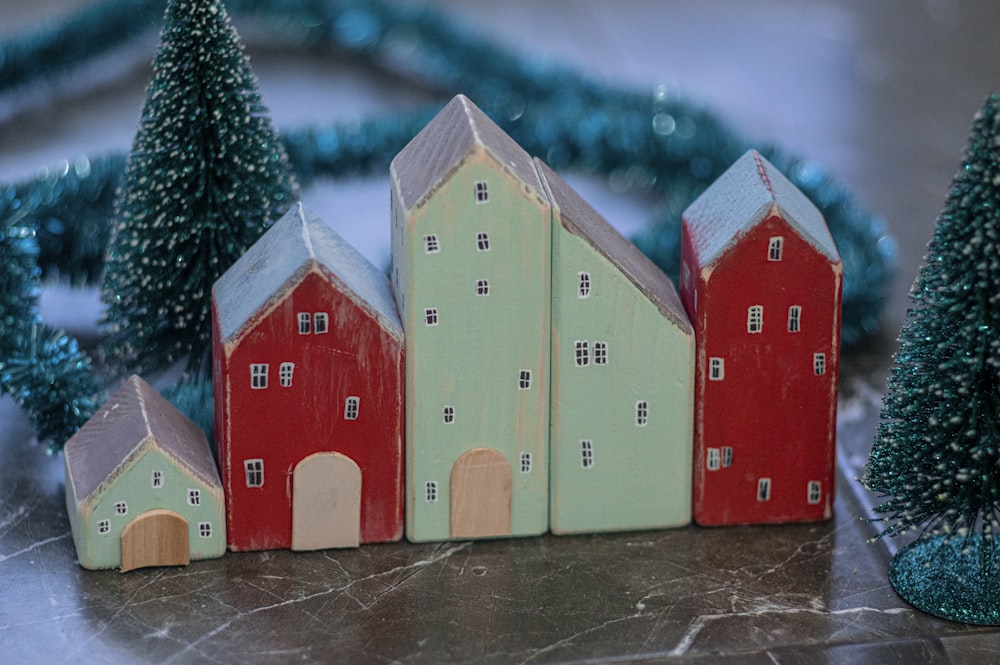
[425,308,439,326]
[814,353,827,376]
[298,312,311,334]
[244,459,264,488]
[425,481,439,503]
[279,362,295,387]
[476,279,490,296]
[518,370,532,390]
[578,272,591,298]
[636,400,649,427]
[344,396,360,421]
[747,306,763,334]
[575,341,590,367]
[313,312,329,334]
[722,447,733,468]
[706,448,720,471]
[594,342,608,365]
[188,489,201,506]
[424,234,440,254]
[580,440,594,469]
[475,181,489,203]
[788,306,801,333]
[709,357,725,381]
[199,522,213,538]
[768,237,783,261]
[757,478,772,502]
[250,363,269,389]
[520,452,533,474]
[151,470,163,489]
[476,232,490,251]
[114,501,128,516]
[807,481,822,505]
[97,519,110,535]
[442,406,455,424]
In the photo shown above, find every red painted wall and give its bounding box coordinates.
[682,214,841,526]
[214,269,404,551]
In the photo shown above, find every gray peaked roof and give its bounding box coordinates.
[64,375,219,506]
[683,150,840,268]
[390,94,545,212]
[536,158,693,335]
[214,202,402,345]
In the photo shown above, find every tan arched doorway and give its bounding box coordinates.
[291,452,362,550]
[120,509,190,572]
[450,448,512,538]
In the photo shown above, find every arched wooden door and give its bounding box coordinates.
[450,448,512,538]
[291,452,362,550]
[120,509,189,572]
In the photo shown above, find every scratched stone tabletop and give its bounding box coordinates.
[5,0,1000,662]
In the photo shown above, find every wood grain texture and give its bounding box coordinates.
[450,448,512,538]
[119,509,190,573]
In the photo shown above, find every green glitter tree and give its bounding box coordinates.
[864,93,1000,625]
[101,0,297,375]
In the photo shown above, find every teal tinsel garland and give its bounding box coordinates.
[0,0,896,451]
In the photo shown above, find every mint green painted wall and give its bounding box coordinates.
[394,153,551,542]
[549,223,694,534]
[69,446,225,570]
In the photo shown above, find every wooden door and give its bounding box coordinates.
[450,448,512,538]
[292,452,362,550]
[120,509,189,572]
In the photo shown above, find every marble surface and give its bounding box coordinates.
[4,0,1000,662]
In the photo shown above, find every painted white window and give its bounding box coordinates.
[594,341,608,365]
[636,400,649,427]
[476,279,490,296]
[476,232,490,251]
[298,312,311,334]
[575,341,590,367]
[250,363,269,389]
[424,308,439,326]
[98,519,110,535]
[442,406,455,424]
[313,312,329,334]
[475,181,489,203]
[580,440,595,468]
[814,353,827,376]
[757,478,772,502]
[425,481,439,503]
[578,272,591,298]
[279,362,294,387]
[114,501,128,516]
[709,357,725,381]
[807,481,822,505]
[151,470,163,489]
[344,396,360,421]
[788,306,801,333]
[518,370,532,390]
[520,452,533,474]
[244,459,264,488]
[722,446,734,468]
[707,448,721,471]
[188,489,201,506]
[768,236,783,261]
[747,306,763,334]
[424,234,440,254]
[198,522,213,538]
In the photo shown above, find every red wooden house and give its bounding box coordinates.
[213,202,404,551]
[679,150,842,526]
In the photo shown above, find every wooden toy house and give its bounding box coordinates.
[213,202,404,551]
[538,159,695,534]
[679,150,842,526]
[390,95,551,542]
[64,375,225,571]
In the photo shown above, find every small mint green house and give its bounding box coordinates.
[64,375,225,571]
[390,95,551,542]
[538,160,695,534]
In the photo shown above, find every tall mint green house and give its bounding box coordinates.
[391,95,552,541]
[538,160,695,533]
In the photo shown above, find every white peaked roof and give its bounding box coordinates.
[683,150,840,267]
[390,94,545,212]
[214,202,402,344]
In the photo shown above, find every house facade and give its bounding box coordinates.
[679,150,842,526]
[64,375,226,571]
[213,203,404,551]
[539,160,695,534]
[390,95,551,542]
